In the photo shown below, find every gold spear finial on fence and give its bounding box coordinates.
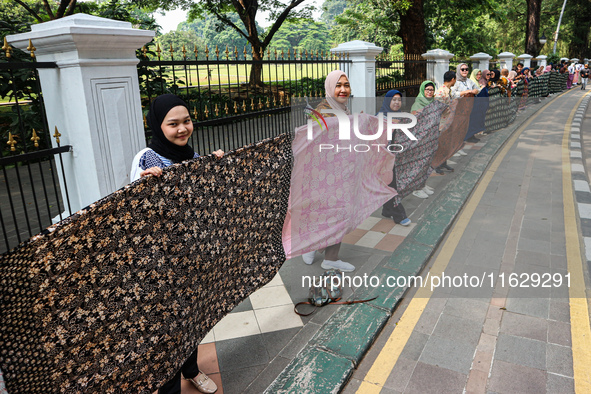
[243,46,248,59]
[53,126,61,144]
[259,47,264,58]
[194,45,199,59]
[274,48,278,60]
[234,46,238,59]
[242,100,246,112]
[155,43,162,60]
[143,114,148,128]
[225,45,229,60]
[193,107,198,120]
[233,101,238,114]
[2,37,12,58]
[31,129,40,148]
[266,97,270,108]
[258,98,263,110]
[204,105,209,118]
[27,39,36,58]
[141,46,148,58]
[214,103,219,116]
[251,98,255,111]
[205,45,209,60]
[169,43,174,57]
[215,45,220,59]
[182,45,187,59]
[224,102,229,115]
[7,132,17,151]
[281,49,285,60]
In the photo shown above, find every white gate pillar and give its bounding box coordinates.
[498,52,516,70]
[422,49,454,89]
[8,14,154,215]
[470,52,493,71]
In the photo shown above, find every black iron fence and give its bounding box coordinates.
[376,53,434,96]
[137,44,352,155]
[0,39,71,254]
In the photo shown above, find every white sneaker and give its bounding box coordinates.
[453,152,461,157]
[422,187,434,195]
[424,185,434,192]
[302,251,316,265]
[413,190,429,199]
[321,259,355,272]
[447,160,457,165]
[458,149,468,156]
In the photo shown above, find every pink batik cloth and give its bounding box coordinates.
[282,113,397,259]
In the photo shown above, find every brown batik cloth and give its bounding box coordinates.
[0,134,292,393]
[431,97,474,168]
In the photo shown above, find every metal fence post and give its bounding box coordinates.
[7,14,154,216]
[422,49,454,89]
[331,40,383,114]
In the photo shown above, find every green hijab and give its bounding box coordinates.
[410,80,435,112]
[470,69,481,86]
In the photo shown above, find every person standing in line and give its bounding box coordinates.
[378,90,413,225]
[300,70,357,273]
[130,94,222,394]
[434,70,459,171]
[581,64,589,90]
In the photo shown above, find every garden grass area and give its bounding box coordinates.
[148,63,338,89]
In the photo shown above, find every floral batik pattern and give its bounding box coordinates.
[0,134,292,394]
[392,100,446,205]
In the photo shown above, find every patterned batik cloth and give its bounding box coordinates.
[432,98,474,168]
[392,100,446,205]
[0,134,292,394]
[283,113,396,258]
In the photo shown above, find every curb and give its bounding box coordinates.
[569,94,591,271]
[265,91,574,393]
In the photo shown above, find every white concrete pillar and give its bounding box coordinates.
[517,54,533,68]
[470,52,493,71]
[536,55,548,68]
[331,40,383,114]
[498,52,516,70]
[8,14,154,215]
[422,49,454,89]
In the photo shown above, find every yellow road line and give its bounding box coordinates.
[562,90,591,393]
[357,92,573,393]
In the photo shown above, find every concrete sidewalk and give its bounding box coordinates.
[184,89,583,394]
[338,89,591,393]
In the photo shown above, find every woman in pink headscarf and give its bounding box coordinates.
[300,70,355,272]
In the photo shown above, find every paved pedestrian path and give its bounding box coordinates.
[341,88,591,393]
[176,88,586,394]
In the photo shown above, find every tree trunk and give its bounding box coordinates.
[568,0,591,59]
[525,0,542,57]
[397,0,426,89]
[249,40,265,88]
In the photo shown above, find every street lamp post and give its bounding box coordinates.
[553,0,568,54]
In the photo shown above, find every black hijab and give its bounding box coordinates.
[147,94,195,163]
[490,69,501,83]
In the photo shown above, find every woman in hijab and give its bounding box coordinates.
[479,70,490,88]
[130,94,222,394]
[451,63,479,98]
[508,70,518,87]
[470,69,482,88]
[489,69,501,87]
[378,90,413,225]
[300,70,356,272]
[411,80,436,113]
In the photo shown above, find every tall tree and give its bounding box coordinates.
[397,0,425,81]
[525,0,542,57]
[137,0,313,87]
[14,0,77,23]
